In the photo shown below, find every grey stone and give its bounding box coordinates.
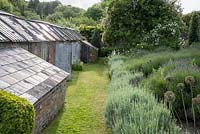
[44,78,57,88]
[32,75,46,82]
[0,58,9,66]
[38,72,49,80]
[4,87,20,96]
[0,68,9,77]
[1,75,18,85]
[18,80,34,91]
[10,71,30,81]
[25,77,41,85]
[27,85,47,99]
[3,56,17,64]
[2,65,17,73]
[0,80,10,89]
[9,84,27,95]
[20,93,38,104]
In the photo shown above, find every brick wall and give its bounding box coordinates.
[33,79,67,134]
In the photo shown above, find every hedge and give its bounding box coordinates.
[0,90,35,134]
[72,62,84,71]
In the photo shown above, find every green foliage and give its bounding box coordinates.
[9,0,25,14]
[79,25,102,42]
[115,45,200,125]
[28,0,40,11]
[43,1,61,17]
[143,22,182,49]
[29,0,61,17]
[85,3,104,22]
[24,10,41,20]
[79,25,96,40]
[72,62,84,71]
[69,16,97,27]
[143,59,200,120]
[46,12,64,23]
[188,12,200,45]
[99,47,113,57]
[105,55,179,133]
[0,90,35,134]
[91,29,102,48]
[182,13,193,29]
[55,5,85,19]
[0,0,13,12]
[103,0,183,48]
[125,47,200,76]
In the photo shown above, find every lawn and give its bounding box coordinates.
[42,59,110,134]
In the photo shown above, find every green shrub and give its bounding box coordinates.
[105,55,179,133]
[72,62,83,71]
[0,90,35,134]
[91,29,102,48]
[143,22,182,49]
[188,12,200,45]
[105,88,178,134]
[99,47,113,57]
[108,55,127,77]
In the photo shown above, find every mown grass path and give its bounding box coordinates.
[42,60,110,134]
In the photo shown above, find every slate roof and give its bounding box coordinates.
[0,11,82,43]
[0,47,69,104]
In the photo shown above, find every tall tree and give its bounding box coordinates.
[103,0,183,48]
[28,0,40,11]
[0,0,13,12]
[13,0,25,15]
[55,5,85,18]
[188,12,200,45]
[91,29,102,48]
[85,4,104,21]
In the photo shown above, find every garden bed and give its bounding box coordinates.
[105,45,200,133]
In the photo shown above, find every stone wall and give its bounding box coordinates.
[33,79,67,134]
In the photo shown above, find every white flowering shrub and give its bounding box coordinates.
[144,22,182,49]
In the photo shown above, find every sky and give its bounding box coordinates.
[180,0,200,14]
[40,0,101,9]
[40,0,200,14]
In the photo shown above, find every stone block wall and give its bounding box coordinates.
[33,79,67,134]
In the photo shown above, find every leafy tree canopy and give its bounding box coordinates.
[0,0,13,12]
[188,12,200,45]
[103,0,183,48]
[85,3,104,22]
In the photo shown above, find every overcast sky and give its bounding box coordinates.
[40,0,200,14]
[181,0,200,14]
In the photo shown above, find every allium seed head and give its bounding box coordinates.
[176,83,185,91]
[185,76,195,86]
[192,98,199,106]
[196,95,200,103]
[164,91,176,103]
[165,76,174,83]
